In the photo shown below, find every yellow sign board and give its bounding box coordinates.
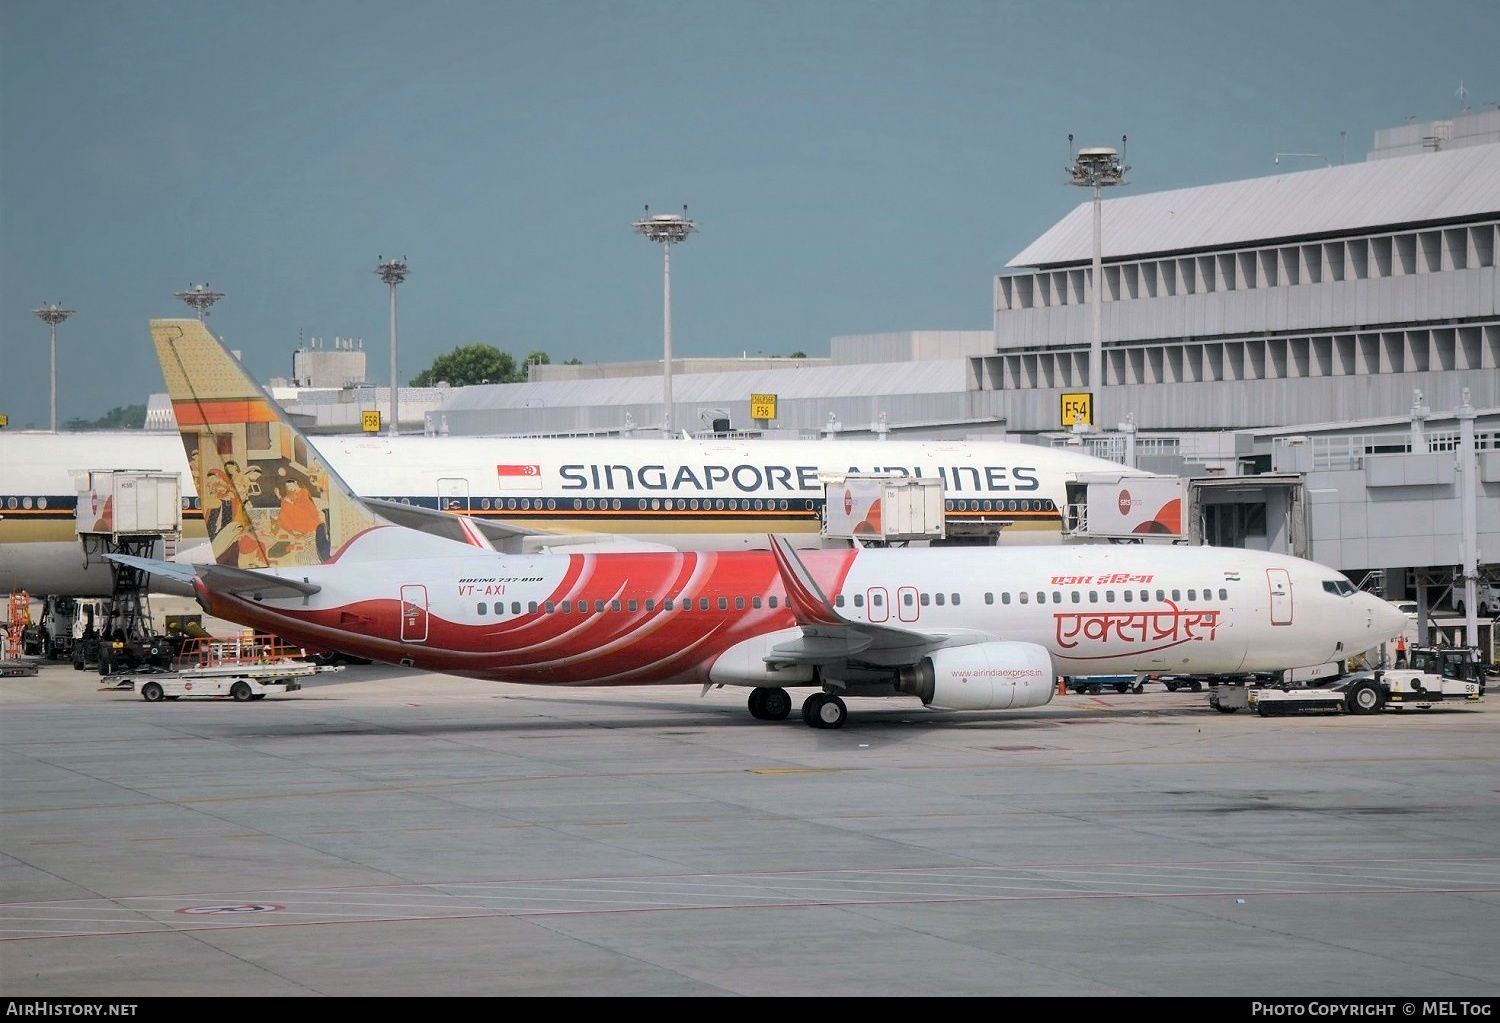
[0,413,7,428]
[1060,392,1093,427]
[750,393,777,421]
[361,410,381,433]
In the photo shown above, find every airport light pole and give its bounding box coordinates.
[633,206,696,437]
[1067,136,1128,429]
[375,256,408,437]
[173,283,224,320]
[33,303,74,433]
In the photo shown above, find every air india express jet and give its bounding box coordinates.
[109,319,1407,729]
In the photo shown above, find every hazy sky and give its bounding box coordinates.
[1,0,1494,429]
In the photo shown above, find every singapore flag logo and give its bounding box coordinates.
[495,464,542,491]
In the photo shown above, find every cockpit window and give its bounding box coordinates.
[1321,580,1357,597]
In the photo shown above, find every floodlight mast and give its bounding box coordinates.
[633,205,697,436]
[1066,136,1129,430]
[376,256,409,436]
[33,303,75,432]
[174,283,224,320]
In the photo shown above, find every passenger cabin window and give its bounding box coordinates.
[934,593,945,606]
[477,603,487,615]
[871,593,883,607]
[853,594,864,608]
[920,593,931,606]
[1019,592,1028,604]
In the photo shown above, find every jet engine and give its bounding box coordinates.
[896,642,1055,710]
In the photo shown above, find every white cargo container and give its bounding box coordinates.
[1065,472,1184,539]
[822,473,944,543]
[75,470,182,537]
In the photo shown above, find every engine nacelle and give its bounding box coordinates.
[896,642,1055,711]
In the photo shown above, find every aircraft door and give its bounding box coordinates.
[1266,568,1292,626]
[897,586,920,623]
[438,477,471,513]
[867,587,890,623]
[400,584,429,643]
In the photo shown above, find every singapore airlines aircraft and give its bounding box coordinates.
[0,397,1158,598]
[110,319,1405,729]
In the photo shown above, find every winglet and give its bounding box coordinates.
[768,535,845,628]
[151,318,383,570]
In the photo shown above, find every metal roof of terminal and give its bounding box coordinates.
[1008,142,1500,269]
[437,359,972,411]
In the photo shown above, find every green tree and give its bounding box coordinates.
[63,404,147,430]
[411,345,520,386]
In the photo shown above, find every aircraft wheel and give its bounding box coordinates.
[140,682,164,703]
[803,693,846,729]
[231,681,253,702]
[747,687,769,719]
[761,688,792,720]
[1132,682,1144,694]
[1345,680,1385,715]
[801,693,823,726]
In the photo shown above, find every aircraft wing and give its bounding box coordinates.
[105,553,321,600]
[765,534,943,667]
[365,498,676,554]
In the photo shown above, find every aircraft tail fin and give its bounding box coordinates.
[151,318,384,569]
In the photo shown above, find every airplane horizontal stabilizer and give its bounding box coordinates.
[105,553,321,600]
[364,498,677,554]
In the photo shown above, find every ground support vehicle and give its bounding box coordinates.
[1063,674,1143,694]
[19,596,78,661]
[1246,650,1484,716]
[99,634,339,702]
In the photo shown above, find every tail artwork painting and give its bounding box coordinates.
[119,319,1408,729]
[154,320,384,570]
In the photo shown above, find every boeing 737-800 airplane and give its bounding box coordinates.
[0,400,1158,597]
[109,320,1405,728]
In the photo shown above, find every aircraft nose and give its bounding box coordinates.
[1371,597,1408,639]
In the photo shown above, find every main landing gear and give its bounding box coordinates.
[747,686,793,721]
[746,686,848,729]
